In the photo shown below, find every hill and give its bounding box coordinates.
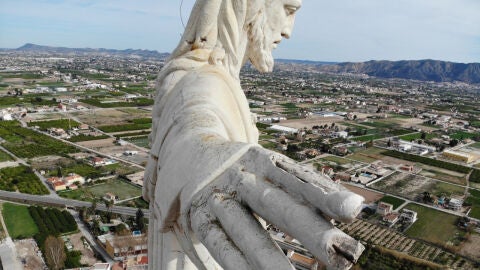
[11,43,169,59]
[316,60,480,83]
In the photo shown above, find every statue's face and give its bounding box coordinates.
[248,0,301,72]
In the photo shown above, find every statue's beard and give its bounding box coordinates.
[247,13,274,73]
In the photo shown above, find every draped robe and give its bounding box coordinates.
[145,50,259,269]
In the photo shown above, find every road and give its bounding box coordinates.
[0,190,150,219]
[68,209,114,264]
[19,120,145,169]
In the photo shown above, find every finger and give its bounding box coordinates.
[237,174,364,270]
[208,193,295,270]
[239,148,363,223]
[273,159,364,223]
[190,204,251,270]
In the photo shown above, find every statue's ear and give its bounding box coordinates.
[182,0,222,51]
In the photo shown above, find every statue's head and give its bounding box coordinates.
[169,0,301,73]
[246,0,301,72]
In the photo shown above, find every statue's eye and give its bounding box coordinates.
[284,5,298,16]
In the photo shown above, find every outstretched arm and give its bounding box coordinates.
[189,146,364,270]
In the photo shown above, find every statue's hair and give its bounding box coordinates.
[168,0,263,71]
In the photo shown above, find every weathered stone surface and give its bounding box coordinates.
[144,0,365,269]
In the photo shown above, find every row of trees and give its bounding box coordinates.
[382,150,472,174]
[28,206,79,270]
[470,169,480,183]
[29,206,78,249]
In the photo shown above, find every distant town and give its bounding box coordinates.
[0,46,479,270]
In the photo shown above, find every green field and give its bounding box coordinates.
[361,121,397,129]
[471,142,480,149]
[348,147,385,163]
[430,182,465,197]
[417,166,467,185]
[320,155,351,165]
[98,118,152,133]
[399,132,436,141]
[353,134,385,142]
[259,141,277,150]
[28,119,80,131]
[59,179,141,202]
[449,131,480,140]
[470,206,480,220]
[80,98,154,108]
[379,196,405,209]
[404,203,460,246]
[466,189,480,219]
[125,136,149,148]
[0,150,13,162]
[2,203,38,239]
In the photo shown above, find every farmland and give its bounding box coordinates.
[27,118,80,131]
[379,196,405,209]
[58,178,141,202]
[2,203,38,239]
[0,165,49,195]
[404,204,462,246]
[0,121,78,158]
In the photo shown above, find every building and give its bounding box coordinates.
[267,125,298,134]
[332,173,351,182]
[400,209,417,223]
[320,166,334,176]
[0,112,13,121]
[448,198,463,211]
[90,157,106,166]
[124,151,138,156]
[287,250,318,270]
[104,192,118,203]
[399,164,414,172]
[442,149,480,164]
[334,131,348,139]
[383,212,400,225]
[63,173,85,186]
[376,202,393,216]
[102,234,148,260]
[47,177,67,191]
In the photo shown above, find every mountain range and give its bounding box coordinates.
[313,60,480,84]
[5,43,169,59]
[3,44,480,84]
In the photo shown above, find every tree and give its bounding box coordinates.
[115,223,130,236]
[387,139,392,147]
[353,115,357,120]
[44,236,66,270]
[136,208,145,232]
[88,199,97,216]
[420,132,427,140]
[449,139,459,147]
[57,167,63,178]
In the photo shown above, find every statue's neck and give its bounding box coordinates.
[221,32,249,81]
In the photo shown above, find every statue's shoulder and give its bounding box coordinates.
[179,65,238,93]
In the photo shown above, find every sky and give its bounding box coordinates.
[0,0,479,63]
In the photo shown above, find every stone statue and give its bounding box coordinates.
[144,0,365,269]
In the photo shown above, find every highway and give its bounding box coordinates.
[0,190,150,219]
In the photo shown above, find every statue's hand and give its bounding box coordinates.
[189,147,365,270]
